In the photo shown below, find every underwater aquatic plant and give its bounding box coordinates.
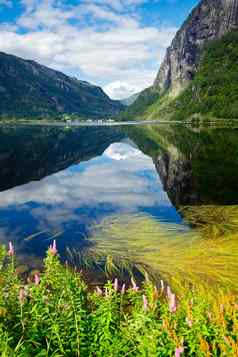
[80,211,238,295]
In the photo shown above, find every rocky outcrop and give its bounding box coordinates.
[0,52,123,119]
[154,0,238,95]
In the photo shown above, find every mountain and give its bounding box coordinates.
[120,92,140,106]
[0,52,123,119]
[154,0,238,96]
[118,86,160,120]
[121,0,238,120]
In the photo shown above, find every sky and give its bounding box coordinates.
[0,0,199,99]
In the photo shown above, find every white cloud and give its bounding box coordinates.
[0,0,177,97]
[103,76,152,99]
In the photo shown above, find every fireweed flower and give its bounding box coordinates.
[175,347,184,357]
[186,317,193,327]
[131,277,139,292]
[142,295,148,311]
[8,241,14,257]
[167,286,177,313]
[167,286,172,298]
[169,293,177,313]
[114,278,118,292]
[160,280,164,292]
[96,286,103,296]
[34,273,40,286]
[19,288,25,305]
[49,240,58,256]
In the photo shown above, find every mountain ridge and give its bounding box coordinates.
[0,51,123,119]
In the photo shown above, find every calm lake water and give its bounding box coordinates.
[0,123,238,278]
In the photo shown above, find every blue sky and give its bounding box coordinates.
[0,0,199,99]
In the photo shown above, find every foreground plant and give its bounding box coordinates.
[0,242,238,356]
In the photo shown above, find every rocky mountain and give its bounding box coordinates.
[154,0,238,96]
[121,0,238,120]
[0,52,123,119]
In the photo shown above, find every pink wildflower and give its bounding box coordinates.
[96,286,103,296]
[19,288,25,305]
[34,273,40,286]
[49,240,58,256]
[142,295,148,311]
[175,347,184,357]
[114,278,118,292]
[8,241,14,257]
[167,285,172,298]
[121,283,126,295]
[186,317,193,328]
[169,293,177,313]
[167,286,177,313]
[131,277,139,292]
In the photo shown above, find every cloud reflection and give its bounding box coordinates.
[0,142,180,243]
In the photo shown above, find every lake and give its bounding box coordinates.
[0,123,238,289]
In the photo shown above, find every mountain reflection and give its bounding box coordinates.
[126,124,238,207]
[0,125,181,261]
[0,125,124,191]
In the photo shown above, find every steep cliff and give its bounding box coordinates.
[154,0,238,96]
[0,52,123,119]
[120,0,238,120]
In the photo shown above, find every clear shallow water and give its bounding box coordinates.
[0,123,238,272]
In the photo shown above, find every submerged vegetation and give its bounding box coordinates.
[77,206,238,295]
[1,241,238,356]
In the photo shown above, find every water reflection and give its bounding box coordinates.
[126,124,238,206]
[0,126,181,262]
[0,123,238,272]
[0,125,124,191]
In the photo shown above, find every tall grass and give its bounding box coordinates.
[1,243,238,356]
